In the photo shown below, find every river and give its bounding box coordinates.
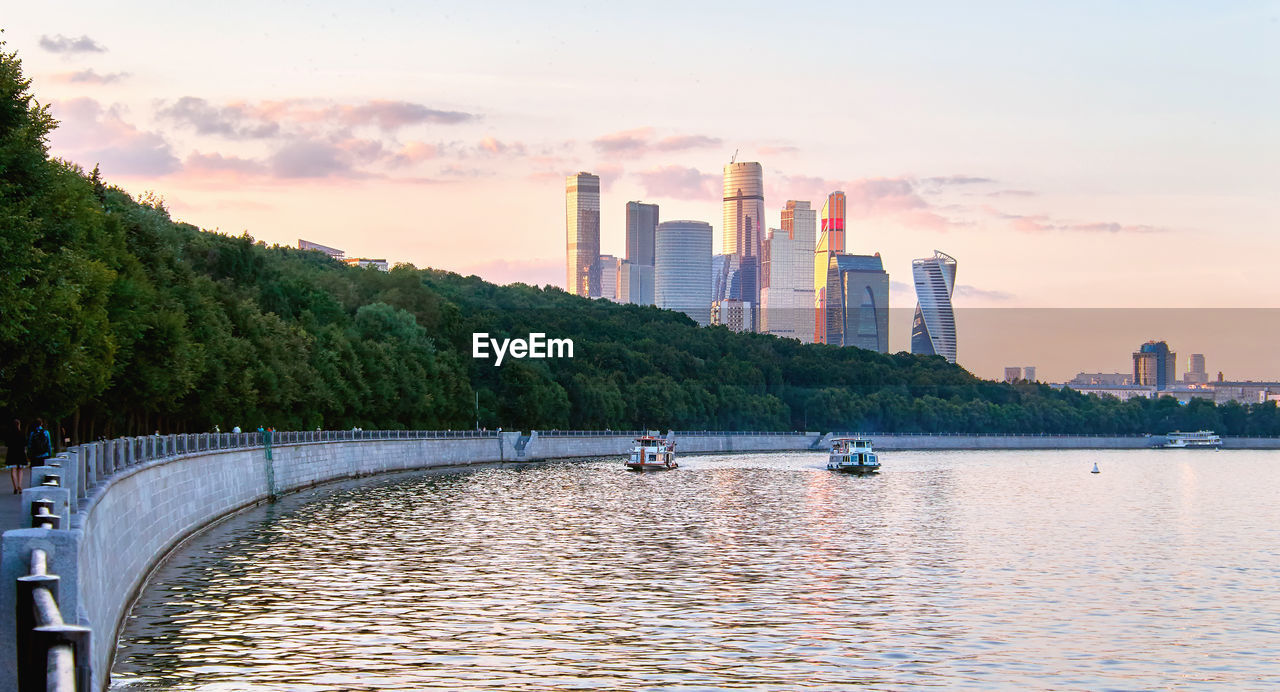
[109,449,1280,690]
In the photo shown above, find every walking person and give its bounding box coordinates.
[6,418,25,493]
[26,418,53,474]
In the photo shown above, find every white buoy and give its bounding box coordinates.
[1091,463,1100,474]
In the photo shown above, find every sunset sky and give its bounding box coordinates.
[4,2,1278,310]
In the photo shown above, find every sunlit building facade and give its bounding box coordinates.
[814,191,846,343]
[712,299,753,332]
[761,200,816,342]
[826,253,889,352]
[723,161,764,324]
[656,220,713,325]
[1133,340,1176,390]
[566,172,601,297]
[910,250,958,363]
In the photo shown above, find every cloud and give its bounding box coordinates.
[635,165,720,200]
[771,173,976,231]
[183,152,267,176]
[268,140,359,179]
[388,141,441,166]
[477,136,525,155]
[992,209,1169,234]
[920,175,996,186]
[758,144,800,156]
[955,285,1016,301]
[48,98,179,176]
[592,127,722,155]
[986,189,1036,198]
[157,97,281,139]
[52,69,130,84]
[157,97,476,140]
[39,34,106,54]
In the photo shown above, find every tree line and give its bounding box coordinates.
[3,41,1279,440]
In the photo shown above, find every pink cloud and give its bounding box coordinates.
[592,127,721,155]
[51,69,130,84]
[48,97,179,176]
[635,165,719,200]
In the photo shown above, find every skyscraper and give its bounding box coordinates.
[1185,353,1207,384]
[655,220,713,325]
[565,172,600,297]
[814,191,846,343]
[761,200,816,342]
[617,261,654,306]
[826,253,889,352]
[723,161,764,323]
[1134,341,1176,389]
[626,201,658,268]
[597,254,618,301]
[910,250,958,363]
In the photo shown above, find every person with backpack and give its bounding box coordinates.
[6,418,26,493]
[27,418,53,474]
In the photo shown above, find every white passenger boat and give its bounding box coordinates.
[1161,430,1222,448]
[827,437,881,474]
[626,436,678,470]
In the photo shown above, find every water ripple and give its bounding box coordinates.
[111,450,1280,690]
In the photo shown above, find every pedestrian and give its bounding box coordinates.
[26,418,53,472]
[6,418,26,493]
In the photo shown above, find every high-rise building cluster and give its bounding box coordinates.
[564,159,958,361]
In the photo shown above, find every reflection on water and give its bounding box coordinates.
[111,450,1280,690]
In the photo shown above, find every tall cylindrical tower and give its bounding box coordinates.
[655,220,713,326]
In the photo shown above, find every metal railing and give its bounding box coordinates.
[15,475,90,691]
[533,430,648,437]
[669,430,809,436]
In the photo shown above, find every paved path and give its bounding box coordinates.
[2,466,25,529]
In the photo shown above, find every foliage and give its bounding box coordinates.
[2,42,1278,438]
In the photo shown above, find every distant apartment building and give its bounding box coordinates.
[910,250,958,363]
[1184,353,1208,384]
[1004,367,1023,382]
[813,191,846,344]
[711,298,753,332]
[1024,366,1037,382]
[1070,372,1134,386]
[566,172,601,297]
[655,220,713,326]
[760,201,816,342]
[617,261,654,306]
[597,254,618,301]
[723,161,764,327]
[1133,340,1176,390]
[826,253,889,352]
[343,258,389,272]
[299,239,344,259]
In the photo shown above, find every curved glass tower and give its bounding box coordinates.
[655,220,713,325]
[910,250,958,363]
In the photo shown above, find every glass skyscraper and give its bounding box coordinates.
[814,191,846,343]
[826,253,889,352]
[565,172,601,297]
[761,200,816,342]
[910,250,958,363]
[656,220,713,326]
[722,162,764,323]
[626,201,658,268]
[1134,340,1176,389]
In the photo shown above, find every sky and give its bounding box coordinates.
[4,2,1279,317]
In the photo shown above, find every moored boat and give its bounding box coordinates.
[827,437,880,474]
[626,436,678,470]
[1161,430,1222,448]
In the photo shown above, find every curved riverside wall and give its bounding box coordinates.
[4,429,1277,691]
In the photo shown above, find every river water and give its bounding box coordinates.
[110,449,1280,690]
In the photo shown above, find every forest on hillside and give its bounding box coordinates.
[3,41,1279,440]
